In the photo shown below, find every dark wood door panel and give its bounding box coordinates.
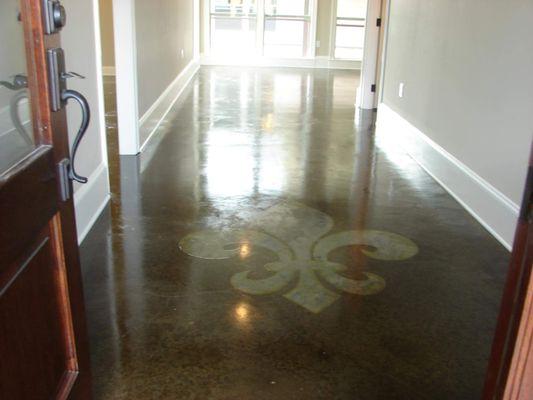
[0,146,58,267]
[0,220,78,399]
[0,0,92,397]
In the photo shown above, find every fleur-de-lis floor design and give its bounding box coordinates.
[179,201,418,313]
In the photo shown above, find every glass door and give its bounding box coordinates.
[209,0,258,57]
[0,0,34,174]
[208,0,316,59]
[263,0,314,58]
[333,0,367,60]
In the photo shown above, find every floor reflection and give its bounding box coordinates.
[81,67,510,400]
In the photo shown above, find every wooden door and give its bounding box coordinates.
[0,0,92,399]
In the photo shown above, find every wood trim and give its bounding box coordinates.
[54,366,79,400]
[50,214,79,372]
[483,146,533,399]
[504,270,533,399]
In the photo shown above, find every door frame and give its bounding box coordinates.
[112,0,140,156]
[357,0,382,110]
[483,147,533,399]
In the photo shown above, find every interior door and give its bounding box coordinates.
[0,0,92,399]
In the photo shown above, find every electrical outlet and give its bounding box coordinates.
[180,49,185,59]
[398,82,405,98]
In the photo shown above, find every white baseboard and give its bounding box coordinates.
[314,56,362,70]
[102,66,116,76]
[376,103,519,251]
[139,58,200,151]
[200,54,361,70]
[74,162,110,244]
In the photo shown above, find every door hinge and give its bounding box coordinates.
[57,158,71,201]
[376,18,382,27]
[371,84,376,93]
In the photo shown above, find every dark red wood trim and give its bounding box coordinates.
[55,371,79,400]
[504,271,533,399]
[483,145,533,399]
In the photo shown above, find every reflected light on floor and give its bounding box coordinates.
[261,113,274,132]
[239,242,251,259]
[206,141,254,197]
[234,303,250,323]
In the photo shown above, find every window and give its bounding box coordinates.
[208,0,316,59]
[333,0,367,60]
[263,0,313,58]
[210,0,257,57]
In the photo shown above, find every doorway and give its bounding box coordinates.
[97,0,120,209]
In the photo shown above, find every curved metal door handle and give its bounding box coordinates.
[10,90,33,145]
[61,89,90,184]
[0,74,28,91]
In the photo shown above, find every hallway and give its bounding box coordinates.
[81,67,510,399]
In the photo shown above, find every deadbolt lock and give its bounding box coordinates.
[43,0,66,34]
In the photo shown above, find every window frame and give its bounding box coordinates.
[329,0,367,61]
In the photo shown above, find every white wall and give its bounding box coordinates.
[63,0,110,243]
[377,0,533,249]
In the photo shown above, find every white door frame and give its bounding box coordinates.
[376,0,391,106]
[357,0,382,110]
[112,0,140,155]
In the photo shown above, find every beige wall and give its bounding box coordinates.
[135,0,194,116]
[382,0,533,205]
[316,0,333,57]
[63,0,105,185]
[99,0,115,67]
[63,0,110,240]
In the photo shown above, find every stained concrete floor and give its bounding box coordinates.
[81,67,510,399]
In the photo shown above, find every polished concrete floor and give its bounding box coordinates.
[81,67,510,399]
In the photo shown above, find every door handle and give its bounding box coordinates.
[0,74,28,91]
[10,91,33,146]
[47,48,92,200]
[61,89,90,183]
[0,74,33,145]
